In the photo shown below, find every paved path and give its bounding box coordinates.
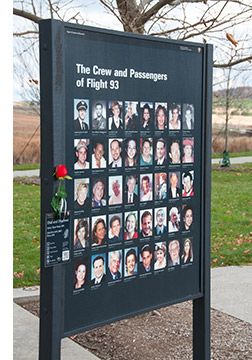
[13,266,252,359]
[212,156,252,164]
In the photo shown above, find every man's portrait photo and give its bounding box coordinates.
[107,250,122,282]
[139,209,153,238]
[91,139,107,169]
[91,254,106,285]
[139,244,153,274]
[74,99,89,131]
[74,139,90,170]
[168,240,180,267]
[154,207,167,236]
[154,138,169,166]
[183,104,194,130]
[182,170,194,197]
[108,139,122,168]
[125,175,138,204]
[92,101,107,130]
[74,178,91,211]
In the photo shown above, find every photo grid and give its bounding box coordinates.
[72,99,195,292]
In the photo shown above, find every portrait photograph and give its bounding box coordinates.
[124,247,138,278]
[182,104,194,130]
[108,213,123,243]
[74,178,91,212]
[124,101,139,131]
[91,138,107,169]
[168,206,180,233]
[124,211,138,241]
[108,100,123,134]
[154,172,167,200]
[181,204,193,232]
[91,253,107,285]
[168,103,181,131]
[140,173,153,202]
[108,138,123,168]
[124,174,138,204]
[139,244,153,274]
[91,177,106,208]
[74,138,90,171]
[73,218,89,251]
[181,238,193,265]
[139,209,153,238]
[182,137,194,163]
[107,250,123,282]
[91,215,107,247]
[182,170,194,197]
[73,257,89,291]
[91,100,107,130]
[74,98,89,131]
[154,242,167,270]
[124,138,138,167]
[154,138,169,166]
[154,207,167,236]
[140,138,153,166]
[168,171,181,199]
[168,239,180,267]
[168,138,181,165]
[154,102,167,131]
[140,101,153,131]
[108,175,123,206]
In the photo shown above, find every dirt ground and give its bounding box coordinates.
[21,300,252,360]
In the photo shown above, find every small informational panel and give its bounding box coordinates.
[40,20,211,338]
[45,214,71,267]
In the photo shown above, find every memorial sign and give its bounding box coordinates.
[39,19,212,359]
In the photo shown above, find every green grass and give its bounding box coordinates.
[213,97,252,115]
[13,163,40,171]
[13,182,40,287]
[13,165,252,286]
[211,164,252,267]
[212,151,252,159]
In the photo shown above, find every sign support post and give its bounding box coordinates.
[39,20,66,360]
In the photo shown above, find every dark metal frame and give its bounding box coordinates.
[39,19,212,360]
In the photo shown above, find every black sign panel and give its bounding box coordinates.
[40,21,212,338]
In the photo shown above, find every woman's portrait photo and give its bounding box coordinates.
[73,218,89,250]
[124,101,138,131]
[181,238,193,264]
[182,137,194,163]
[108,100,123,134]
[155,103,167,130]
[73,259,88,291]
[74,179,91,212]
[154,242,167,270]
[140,138,153,166]
[182,204,193,231]
[108,175,123,206]
[124,247,138,277]
[169,103,181,130]
[140,102,153,131]
[124,138,138,167]
[124,211,138,240]
[92,215,107,246]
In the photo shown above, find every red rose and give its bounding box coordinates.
[55,164,68,179]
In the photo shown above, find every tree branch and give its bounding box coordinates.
[13,30,39,37]
[13,8,42,23]
[214,55,252,68]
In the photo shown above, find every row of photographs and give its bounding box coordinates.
[73,204,193,250]
[73,238,194,292]
[73,99,195,132]
[74,171,194,211]
[74,137,194,170]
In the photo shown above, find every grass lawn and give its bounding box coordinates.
[13,163,40,171]
[13,164,252,287]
